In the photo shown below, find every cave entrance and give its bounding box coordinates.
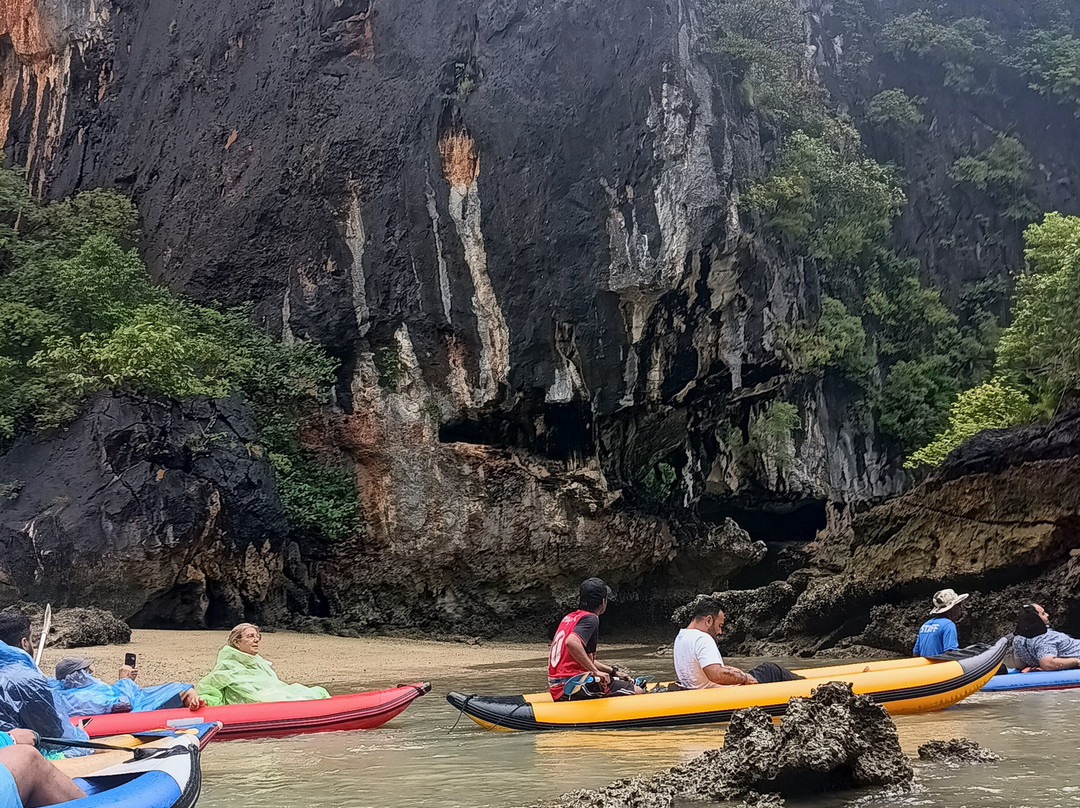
[700,500,827,544]
[438,396,594,463]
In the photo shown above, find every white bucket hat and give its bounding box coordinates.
[931,588,968,615]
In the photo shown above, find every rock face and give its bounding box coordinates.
[544,681,913,808]
[918,739,1001,765]
[700,406,1080,655]
[0,394,291,627]
[3,0,1080,631]
[50,607,132,648]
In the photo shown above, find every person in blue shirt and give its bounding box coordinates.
[913,588,968,657]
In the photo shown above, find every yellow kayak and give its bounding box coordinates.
[445,637,1007,731]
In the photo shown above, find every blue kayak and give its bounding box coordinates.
[50,722,219,807]
[983,668,1080,692]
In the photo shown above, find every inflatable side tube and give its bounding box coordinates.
[983,667,1080,692]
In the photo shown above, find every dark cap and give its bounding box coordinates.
[55,656,93,680]
[579,577,613,607]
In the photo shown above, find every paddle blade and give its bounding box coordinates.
[33,604,52,667]
[562,673,595,698]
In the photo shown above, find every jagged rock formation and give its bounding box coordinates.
[694,406,1080,655]
[0,394,291,627]
[918,738,1001,765]
[542,681,913,808]
[3,0,1080,630]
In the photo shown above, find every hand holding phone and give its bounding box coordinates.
[124,653,137,668]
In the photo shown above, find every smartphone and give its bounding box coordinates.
[124,653,137,668]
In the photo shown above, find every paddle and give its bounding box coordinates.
[33,604,51,668]
[561,672,599,698]
[36,734,177,760]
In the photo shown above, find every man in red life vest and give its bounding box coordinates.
[547,577,638,700]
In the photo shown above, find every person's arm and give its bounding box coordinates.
[1038,655,1080,671]
[702,664,757,686]
[563,633,610,684]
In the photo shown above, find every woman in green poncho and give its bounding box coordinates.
[196,623,330,706]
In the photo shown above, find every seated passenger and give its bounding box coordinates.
[913,589,967,657]
[196,623,330,706]
[547,578,641,700]
[0,611,91,757]
[674,597,802,687]
[0,730,85,807]
[1013,603,1080,671]
[52,656,203,716]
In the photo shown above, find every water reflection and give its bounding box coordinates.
[197,652,1080,808]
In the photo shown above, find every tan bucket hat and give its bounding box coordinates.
[930,588,968,615]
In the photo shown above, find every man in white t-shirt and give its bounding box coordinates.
[673,597,803,688]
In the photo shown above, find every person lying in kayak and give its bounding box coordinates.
[1013,603,1080,671]
[196,623,331,706]
[51,656,204,716]
[548,578,642,700]
[674,597,802,687]
[0,611,91,757]
[0,729,86,807]
[912,589,966,656]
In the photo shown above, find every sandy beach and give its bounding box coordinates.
[39,630,551,693]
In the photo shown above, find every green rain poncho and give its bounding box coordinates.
[196,645,330,706]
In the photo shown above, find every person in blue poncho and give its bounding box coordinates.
[0,611,92,757]
[51,656,203,716]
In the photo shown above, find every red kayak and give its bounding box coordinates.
[72,682,430,741]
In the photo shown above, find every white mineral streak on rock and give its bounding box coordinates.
[440,132,510,405]
[546,325,587,404]
[606,0,723,402]
[280,285,294,343]
[343,185,370,336]
[425,173,453,323]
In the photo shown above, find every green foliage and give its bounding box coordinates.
[1013,29,1080,113]
[0,167,354,544]
[881,12,1004,93]
[786,296,872,381]
[876,356,958,449]
[951,134,1033,196]
[700,0,823,124]
[373,346,404,390]
[641,462,678,504]
[743,128,905,264]
[996,212,1080,405]
[905,378,1031,467]
[866,89,925,133]
[270,452,361,543]
[747,401,801,472]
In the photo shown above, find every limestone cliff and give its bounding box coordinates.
[3,0,1079,633]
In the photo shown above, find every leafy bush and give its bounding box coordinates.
[743,128,905,264]
[951,134,1033,194]
[747,400,801,472]
[996,212,1080,405]
[881,12,1004,93]
[0,167,355,543]
[866,89,926,133]
[641,461,679,504]
[1013,29,1080,113]
[270,452,361,543]
[785,296,873,381]
[876,355,958,450]
[905,378,1031,467]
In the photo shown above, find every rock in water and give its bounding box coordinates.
[51,608,132,648]
[544,682,913,808]
[918,738,1001,765]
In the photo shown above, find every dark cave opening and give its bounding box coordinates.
[438,395,595,463]
[700,499,828,544]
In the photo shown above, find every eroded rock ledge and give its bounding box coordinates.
[542,682,913,808]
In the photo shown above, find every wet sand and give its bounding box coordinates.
[40,629,551,691]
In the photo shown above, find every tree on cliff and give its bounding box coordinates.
[908,212,1080,466]
[0,167,359,543]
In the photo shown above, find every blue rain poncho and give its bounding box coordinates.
[197,645,330,706]
[51,670,193,716]
[0,643,91,757]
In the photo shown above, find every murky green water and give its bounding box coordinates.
[197,647,1080,807]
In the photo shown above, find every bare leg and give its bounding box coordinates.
[0,745,86,807]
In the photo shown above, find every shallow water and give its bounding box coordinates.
[197,647,1080,808]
